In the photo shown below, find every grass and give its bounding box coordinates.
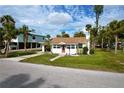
[21,50,124,73]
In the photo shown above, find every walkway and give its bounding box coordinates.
[50,53,65,61]
[0,51,43,61]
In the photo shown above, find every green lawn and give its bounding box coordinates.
[21,50,124,73]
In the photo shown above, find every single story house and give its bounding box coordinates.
[51,37,87,55]
[10,33,46,51]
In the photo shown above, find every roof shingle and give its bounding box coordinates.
[51,37,86,44]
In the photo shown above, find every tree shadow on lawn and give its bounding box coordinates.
[0,73,45,88]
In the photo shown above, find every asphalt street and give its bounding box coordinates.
[0,60,124,88]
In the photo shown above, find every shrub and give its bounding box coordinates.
[83,47,88,55]
[90,49,94,54]
[8,51,36,57]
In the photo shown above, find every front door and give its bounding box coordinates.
[62,45,65,53]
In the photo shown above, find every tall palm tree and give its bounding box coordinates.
[93,5,104,49]
[85,24,92,54]
[0,15,18,57]
[86,24,97,49]
[86,24,92,32]
[109,20,124,54]
[94,5,104,32]
[19,25,33,51]
[99,26,105,49]
[105,26,113,51]
[98,26,112,50]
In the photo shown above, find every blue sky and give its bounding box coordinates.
[0,5,124,37]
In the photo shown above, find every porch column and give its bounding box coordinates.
[17,42,19,50]
[87,40,90,55]
[35,43,37,48]
[31,42,32,49]
[75,45,77,54]
[42,45,45,52]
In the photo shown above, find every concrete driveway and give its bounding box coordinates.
[0,60,124,88]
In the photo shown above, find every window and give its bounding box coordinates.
[32,36,35,40]
[57,45,61,48]
[53,45,57,48]
[78,44,83,48]
[66,45,75,49]
[66,45,70,49]
[71,45,75,49]
[53,45,61,48]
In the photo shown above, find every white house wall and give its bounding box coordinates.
[51,44,77,55]
[51,45,62,54]
[65,48,77,55]
[11,36,18,43]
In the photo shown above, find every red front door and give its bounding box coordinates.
[62,45,65,53]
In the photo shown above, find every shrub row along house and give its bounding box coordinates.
[51,37,87,55]
[10,33,46,51]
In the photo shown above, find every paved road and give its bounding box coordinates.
[0,60,124,88]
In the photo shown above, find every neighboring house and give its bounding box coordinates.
[51,37,87,55]
[10,33,46,51]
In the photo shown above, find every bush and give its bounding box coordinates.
[90,49,94,54]
[8,51,36,57]
[83,47,88,55]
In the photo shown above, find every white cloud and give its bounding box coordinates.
[0,5,124,37]
[100,5,124,26]
[47,12,73,25]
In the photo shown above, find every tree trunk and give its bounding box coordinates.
[93,38,96,50]
[94,14,99,50]
[5,41,9,57]
[101,38,103,49]
[24,38,27,51]
[96,14,99,31]
[87,39,90,55]
[107,39,110,51]
[114,35,118,54]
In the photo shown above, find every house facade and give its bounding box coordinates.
[51,37,87,55]
[10,33,46,51]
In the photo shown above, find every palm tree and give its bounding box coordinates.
[94,5,104,32]
[85,24,92,54]
[93,5,104,49]
[45,34,51,52]
[86,24,92,31]
[0,28,4,54]
[98,26,105,49]
[105,26,114,51]
[46,34,51,40]
[98,26,112,50]
[0,15,18,57]
[0,27,4,44]
[19,25,33,51]
[0,15,15,25]
[85,24,97,49]
[108,20,124,54]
